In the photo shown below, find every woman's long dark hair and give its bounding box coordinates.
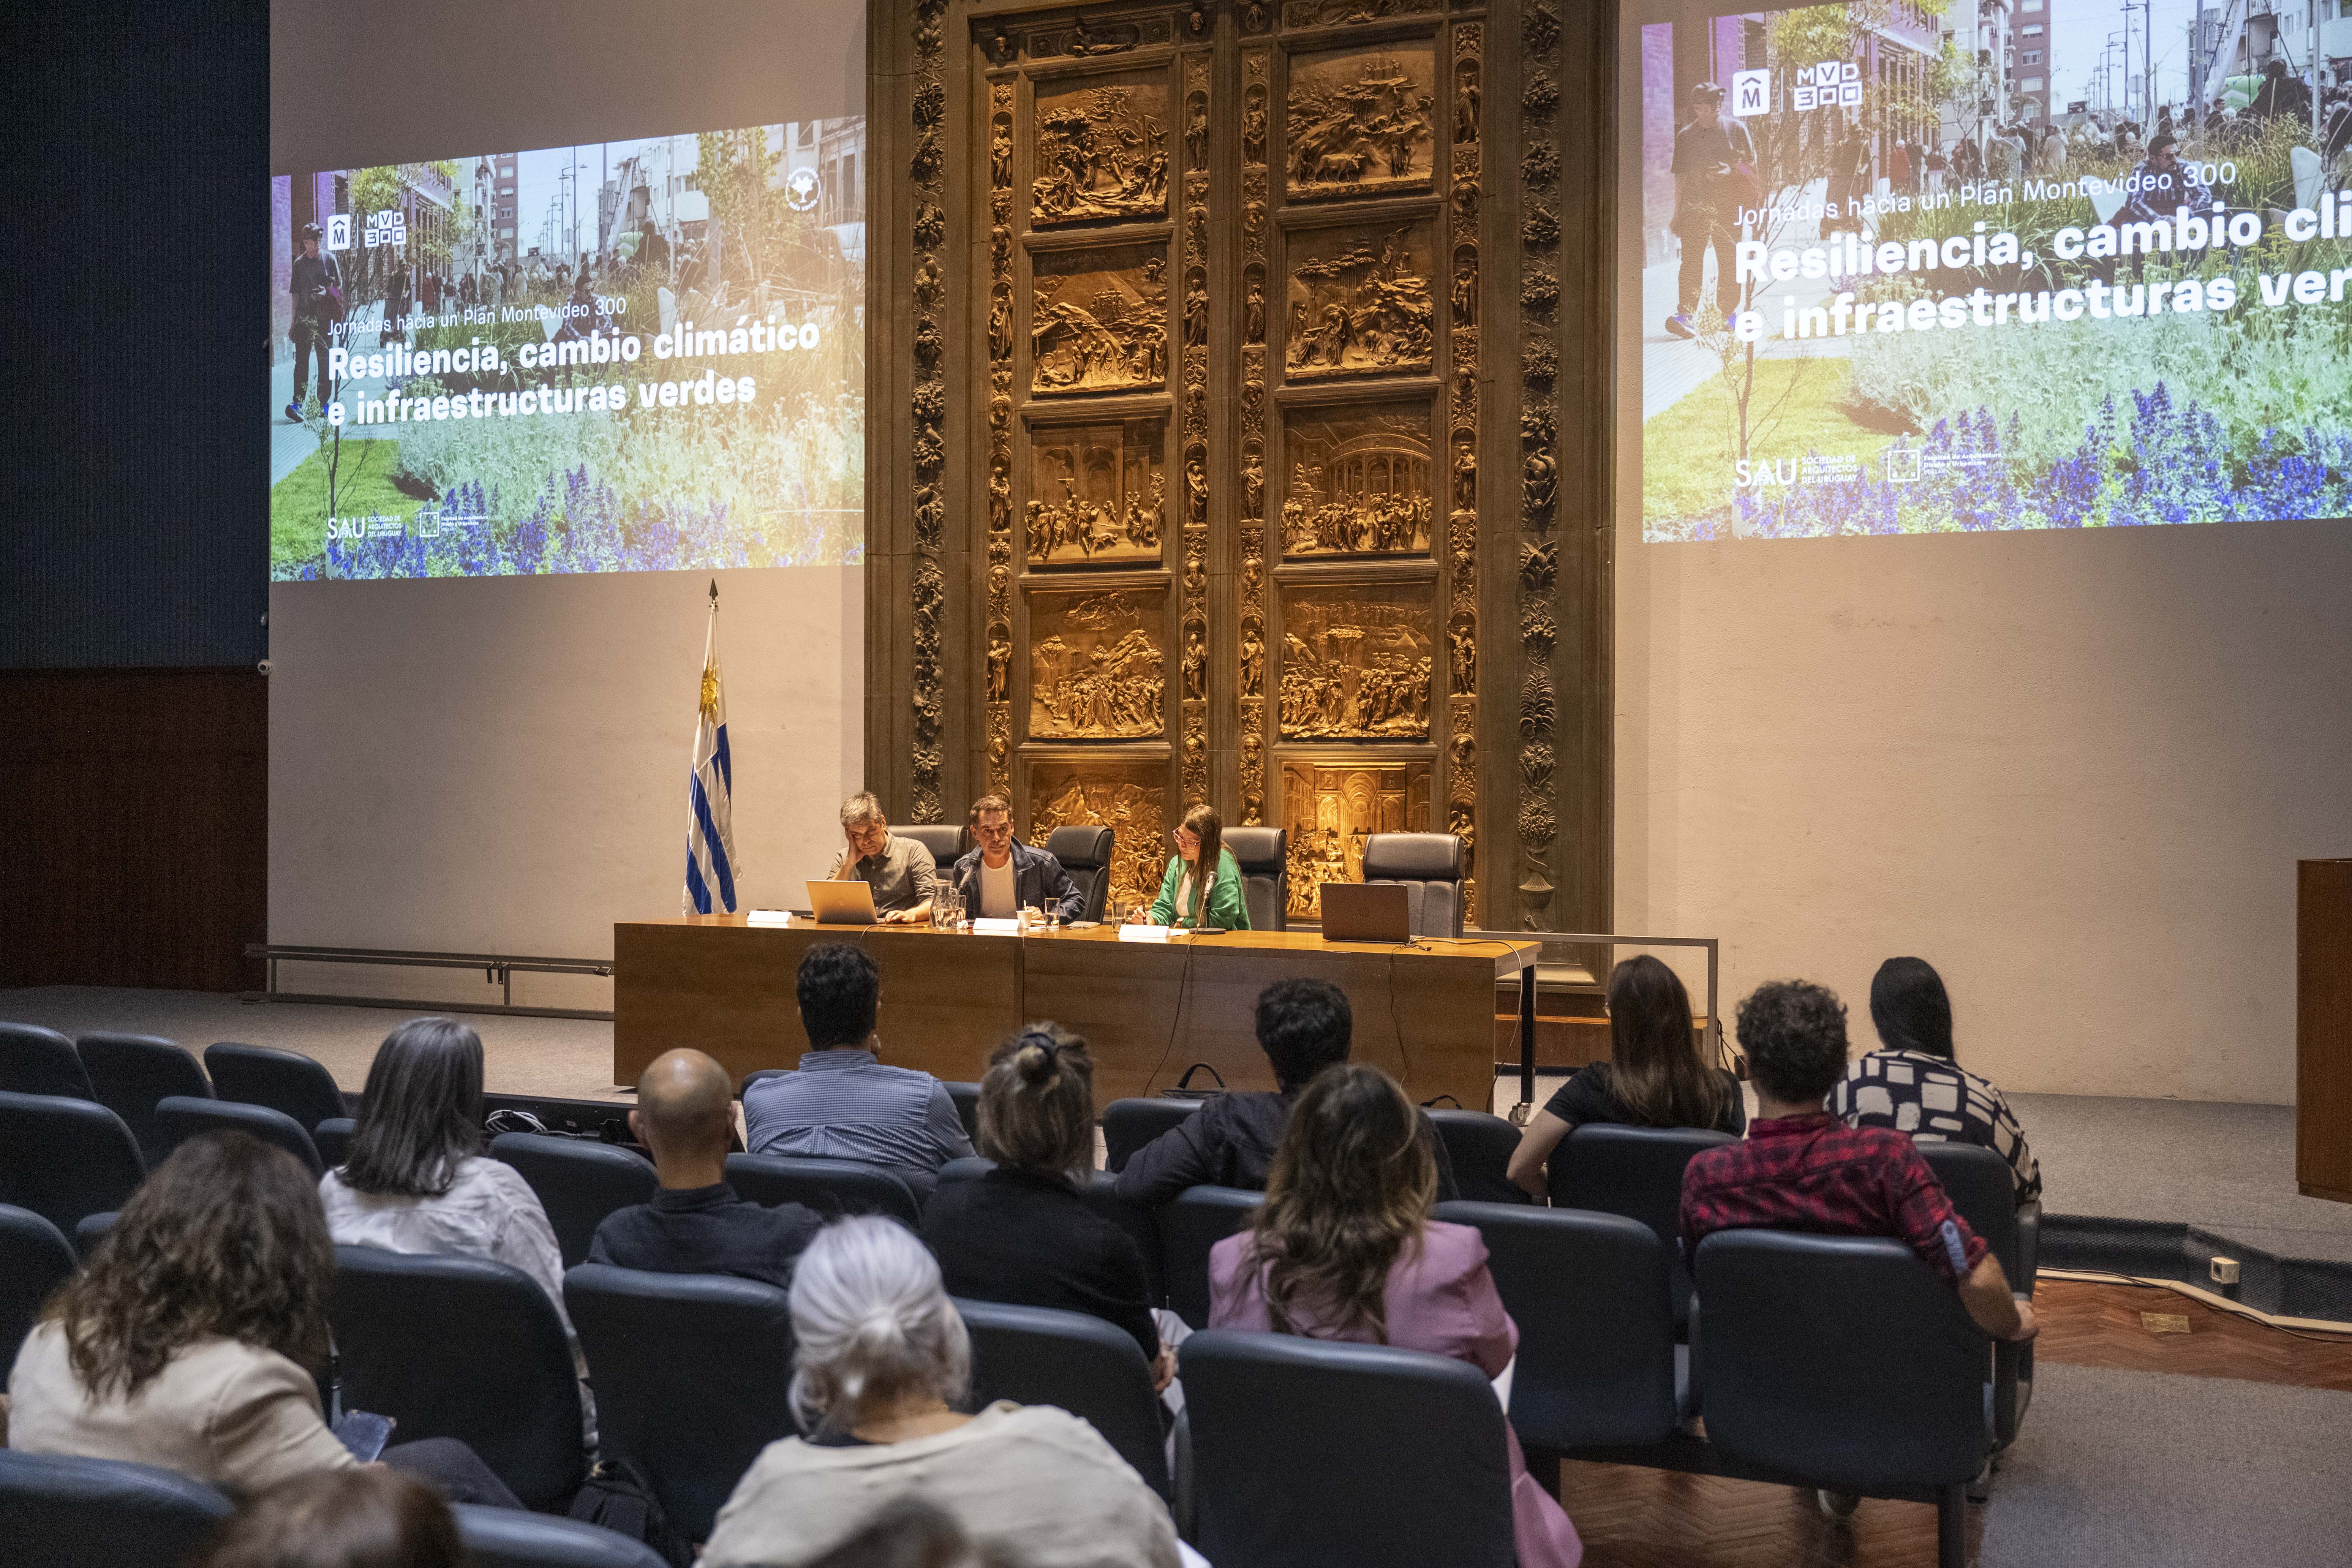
[1870,956,1955,1059]
[1246,1062,1434,1344]
[1598,954,1727,1130]
[339,1017,486,1197]
[47,1132,334,1399]
[1179,803,1223,921]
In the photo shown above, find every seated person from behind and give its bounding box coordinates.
[1507,953,1746,1198]
[949,793,1084,922]
[194,1468,461,1568]
[590,1046,822,1288]
[1147,804,1249,929]
[923,1024,1172,1389]
[1680,980,2036,1343]
[1208,1063,1582,1568]
[742,942,974,1196]
[829,790,939,924]
[1831,956,2041,1203]
[9,1132,517,1505]
[699,1217,1182,1568]
[1114,977,1457,1210]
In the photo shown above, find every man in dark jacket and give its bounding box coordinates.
[1114,977,1459,1205]
[949,794,1084,922]
[286,222,342,420]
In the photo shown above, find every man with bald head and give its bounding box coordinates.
[587,1048,822,1288]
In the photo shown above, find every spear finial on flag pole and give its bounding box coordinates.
[685,589,739,916]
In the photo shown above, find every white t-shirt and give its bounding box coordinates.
[978,854,1018,918]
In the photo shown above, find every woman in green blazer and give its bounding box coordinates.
[1148,803,1251,929]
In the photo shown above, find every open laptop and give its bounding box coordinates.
[1318,882,1412,943]
[805,879,880,925]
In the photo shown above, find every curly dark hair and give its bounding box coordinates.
[799,942,881,1050]
[1734,980,1851,1106]
[48,1131,334,1399]
[1255,977,1351,1090]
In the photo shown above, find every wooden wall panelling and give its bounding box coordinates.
[1514,0,1562,930]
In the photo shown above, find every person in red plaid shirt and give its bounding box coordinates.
[1680,980,2036,1345]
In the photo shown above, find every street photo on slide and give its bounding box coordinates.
[1631,0,2352,540]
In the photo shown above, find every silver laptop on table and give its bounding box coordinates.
[1318,882,1412,943]
[806,879,880,925]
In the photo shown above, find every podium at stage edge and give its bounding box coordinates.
[2299,860,2352,1204]
[612,916,1538,1108]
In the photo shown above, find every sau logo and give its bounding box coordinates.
[1792,62,1864,111]
[784,167,823,212]
[1730,69,1772,117]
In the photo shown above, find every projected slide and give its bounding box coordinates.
[1625,2,2352,540]
[270,124,864,578]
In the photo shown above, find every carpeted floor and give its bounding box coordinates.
[1978,1361,2352,1567]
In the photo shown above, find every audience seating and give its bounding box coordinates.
[738,1067,789,1099]
[1917,1141,2037,1450]
[333,1246,588,1511]
[957,1298,1170,1498]
[566,1263,799,1543]
[937,1154,996,1184]
[1549,1122,1736,1335]
[0,1091,145,1236]
[1223,826,1288,933]
[0,1203,77,1367]
[0,1024,97,1100]
[898,823,969,868]
[454,1503,672,1568]
[724,1152,922,1226]
[1159,1184,1262,1327]
[1102,1096,1198,1173]
[74,1212,117,1257]
[0,1450,233,1568]
[491,1132,658,1268]
[202,1042,348,1134]
[1181,1329,1518,1568]
[74,1033,211,1165]
[1424,1108,1528,1205]
[1359,832,1467,939]
[152,1095,324,1177]
[1083,1171,1167,1306]
[314,1115,356,1169]
[1043,825,1114,922]
[943,1079,981,1141]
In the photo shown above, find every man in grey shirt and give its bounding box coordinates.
[743,942,973,1196]
[827,790,939,923]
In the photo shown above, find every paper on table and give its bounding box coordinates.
[1118,924,1175,943]
[971,917,1023,936]
[746,910,794,926]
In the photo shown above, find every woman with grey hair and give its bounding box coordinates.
[700,1217,1182,1568]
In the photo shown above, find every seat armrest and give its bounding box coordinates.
[2014,1200,2040,1295]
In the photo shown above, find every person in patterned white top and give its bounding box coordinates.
[1831,957,2041,1203]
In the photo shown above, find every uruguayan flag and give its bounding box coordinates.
[683,607,740,915]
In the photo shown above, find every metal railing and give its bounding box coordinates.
[1459,928,1721,1122]
[243,943,614,1021]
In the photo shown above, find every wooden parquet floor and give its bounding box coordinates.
[1554,1277,2352,1566]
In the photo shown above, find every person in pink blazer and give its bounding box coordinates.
[1209,1062,1582,1568]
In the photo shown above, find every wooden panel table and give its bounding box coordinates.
[613,917,1536,1110]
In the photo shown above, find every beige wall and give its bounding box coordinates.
[1615,519,2352,1103]
[269,569,861,1011]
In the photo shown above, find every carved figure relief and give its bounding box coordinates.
[1280,585,1434,740]
[1455,57,1481,144]
[1285,46,1436,203]
[1283,0,1442,28]
[1185,92,1209,169]
[1280,760,1431,920]
[1242,85,1269,168]
[1031,245,1168,395]
[1029,760,1168,910]
[992,114,1014,187]
[1027,419,1166,566]
[1283,223,1435,381]
[1243,267,1268,345]
[1029,590,1167,740]
[1032,75,1170,226]
[1281,405,1435,558]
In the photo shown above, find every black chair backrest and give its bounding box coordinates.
[454,1503,671,1568]
[1550,1122,1736,1333]
[1694,1231,1990,1492]
[1102,1096,1199,1173]
[1082,1171,1166,1306]
[153,1096,323,1177]
[1359,831,1467,938]
[1043,825,1114,921]
[566,1263,799,1542]
[1917,1140,2021,1286]
[74,1211,117,1258]
[0,1091,145,1235]
[0,1024,96,1099]
[956,1297,1171,1497]
[0,1203,77,1369]
[203,1042,348,1133]
[943,1080,982,1141]
[1160,1184,1262,1327]
[725,1152,921,1226]
[1182,1329,1517,1568]
[1424,1109,1527,1206]
[938,1154,996,1184]
[0,1451,233,1568]
[333,1246,587,1510]
[738,1067,791,1099]
[1435,1200,1680,1448]
[898,823,967,866]
[314,1116,357,1170]
[492,1132,658,1268]
[74,1034,210,1165]
[1222,825,1288,933]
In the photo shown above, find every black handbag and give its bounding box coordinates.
[1159,1063,1227,1102]
[569,1458,694,1567]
